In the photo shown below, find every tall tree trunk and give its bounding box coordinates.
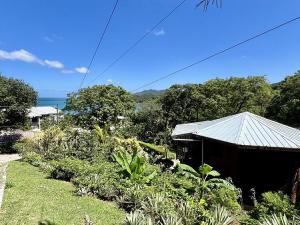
[291,168,300,204]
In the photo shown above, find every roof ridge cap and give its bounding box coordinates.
[235,112,248,143]
[251,114,300,147]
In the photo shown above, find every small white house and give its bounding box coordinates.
[28,106,61,130]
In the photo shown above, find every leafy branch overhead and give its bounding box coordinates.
[197,0,222,10]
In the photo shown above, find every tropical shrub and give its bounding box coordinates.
[251,192,298,220]
[204,205,235,225]
[18,120,300,224]
[50,158,89,181]
[124,195,199,225]
[12,139,35,154]
[138,141,176,160]
[206,187,242,213]
[62,128,101,161]
[117,184,151,211]
[33,126,66,160]
[258,213,300,225]
[73,160,125,200]
[113,150,157,183]
[139,194,178,221]
[150,171,192,200]
[22,151,43,166]
[179,163,222,198]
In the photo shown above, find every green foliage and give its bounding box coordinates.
[33,126,66,160]
[38,220,57,225]
[65,85,135,128]
[133,76,274,147]
[93,125,108,143]
[23,126,104,161]
[15,108,300,225]
[204,205,235,225]
[138,141,176,159]
[22,151,43,166]
[200,76,274,119]
[73,160,124,200]
[134,89,164,104]
[179,163,241,213]
[252,192,298,219]
[258,214,300,225]
[50,158,89,181]
[206,187,241,213]
[0,161,125,225]
[113,150,157,183]
[0,75,37,128]
[40,116,58,130]
[125,210,150,225]
[140,194,178,221]
[160,84,203,128]
[130,106,169,144]
[5,180,14,189]
[178,163,220,181]
[159,77,273,129]
[62,128,102,161]
[150,171,192,200]
[267,71,300,126]
[124,195,197,225]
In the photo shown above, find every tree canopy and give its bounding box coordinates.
[0,75,37,129]
[65,85,136,128]
[158,77,274,128]
[200,76,274,119]
[131,76,274,145]
[266,71,300,127]
[160,84,203,128]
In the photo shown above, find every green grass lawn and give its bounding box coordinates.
[0,161,125,225]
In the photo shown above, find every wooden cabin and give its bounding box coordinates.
[172,112,300,202]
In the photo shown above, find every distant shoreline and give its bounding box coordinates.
[38,98,66,110]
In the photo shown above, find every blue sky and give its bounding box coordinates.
[0,0,300,97]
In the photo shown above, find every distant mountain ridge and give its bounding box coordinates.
[134,89,164,96]
[134,89,164,103]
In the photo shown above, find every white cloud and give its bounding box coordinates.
[43,34,63,43]
[153,28,165,36]
[0,48,87,74]
[107,79,113,83]
[44,36,54,43]
[44,60,64,69]
[61,69,75,74]
[0,49,43,64]
[75,67,89,74]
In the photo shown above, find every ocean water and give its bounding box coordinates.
[38,98,67,110]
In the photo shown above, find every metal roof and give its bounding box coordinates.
[28,106,60,118]
[172,112,300,149]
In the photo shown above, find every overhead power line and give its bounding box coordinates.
[86,0,188,86]
[79,0,120,89]
[132,16,300,93]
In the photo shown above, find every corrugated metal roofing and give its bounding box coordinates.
[172,112,300,149]
[28,106,60,118]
